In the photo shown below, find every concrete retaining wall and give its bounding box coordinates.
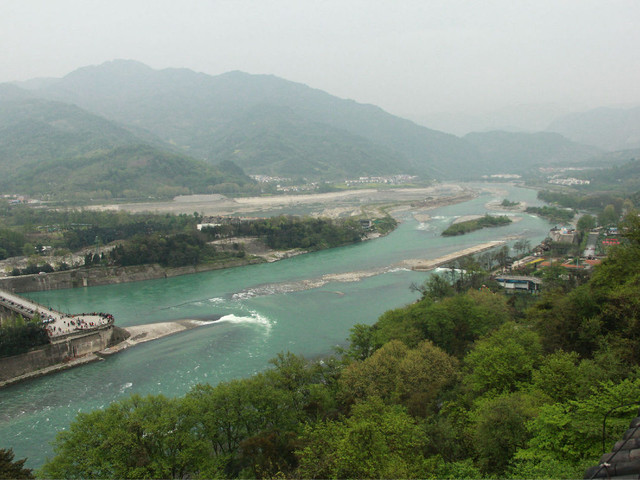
[0,259,262,293]
[0,324,114,383]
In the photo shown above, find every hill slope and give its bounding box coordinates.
[0,90,252,200]
[207,104,404,178]
[8,144,252,201]
[464,130,602,173]
[0,94,142,172]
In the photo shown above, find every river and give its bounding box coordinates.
[0,183,550,468]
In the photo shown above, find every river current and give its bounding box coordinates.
[1,184,550,468]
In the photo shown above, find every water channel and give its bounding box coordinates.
[0,183,551,468]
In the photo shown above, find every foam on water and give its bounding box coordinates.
[387,267,411,273]
[232,279,328,299]
[119,382,133,394]
[188,319,219,326]
[217,311,273,331]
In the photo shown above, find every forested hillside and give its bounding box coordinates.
[36,212,640,479]
[0,92,253,200]
[205,104,403,177]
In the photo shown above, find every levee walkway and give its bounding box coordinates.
[0,288,113,340]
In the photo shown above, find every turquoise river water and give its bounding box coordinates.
[0,184,550,468]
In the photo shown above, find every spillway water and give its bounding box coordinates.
[0,184,551,468]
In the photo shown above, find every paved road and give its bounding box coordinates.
[584,231,599,258]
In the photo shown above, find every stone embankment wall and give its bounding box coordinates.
[0,258,262,294]
[0,323,129,384]
[0,302,20,320]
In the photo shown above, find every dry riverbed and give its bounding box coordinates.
[89,184,476,218]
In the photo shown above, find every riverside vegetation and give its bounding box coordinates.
[19,211,640,478]
[0,315,49,358]
[0,202,390,274]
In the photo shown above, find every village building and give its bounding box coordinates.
[493,274,542,294]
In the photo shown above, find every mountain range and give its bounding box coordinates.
[1,59,634,199]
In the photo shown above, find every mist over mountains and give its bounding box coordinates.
[547,106,640,151]
[2,59,637,199]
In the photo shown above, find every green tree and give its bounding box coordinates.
[296,397,431,479]
[513,239,531,256]
[339,340,458,416]
[419,289,512,358]
[598,204,619,226]
[576,214,596,232]
[0,448,34,479]
[22,242,35,257]
[371,288,511,357]
[473,392,541,476]
[463,322,543,396]
[342,323,375,361]
[411,273,454,301]
[531,214,640,363]
[531,350,581,402]
[493,245,510,270]
[40,394,206,479]
[512,378,640,479]
[184,374,304,477]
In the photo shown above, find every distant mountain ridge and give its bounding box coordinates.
[464,131,602,173]
[3,59,623,190]
[30,60,479,179]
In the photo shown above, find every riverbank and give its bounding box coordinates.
[0,258,265,294]
[89,184,474,217]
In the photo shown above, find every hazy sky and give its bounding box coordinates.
[2,0,640,121]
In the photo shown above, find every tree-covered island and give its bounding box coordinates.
[442,214,512,236]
